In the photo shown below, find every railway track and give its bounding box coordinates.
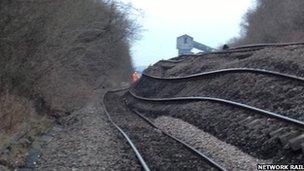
[140,67,304,121]
[105,43,304,167]
[127,90,304,152]
[102,89,149,171]
[230,42,304,50]
[142,67,304,82]
[127,67,304,163]
[161,42,304,62]
[178,46,262,58]
[103,90,226,171]
[128,91,304,129]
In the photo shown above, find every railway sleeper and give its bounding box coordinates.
[232,116,304,154]
[246,119,262,129]
[269,128,286,137]
[239,116,254,125]
[160,63,175,69]
[288,134,304,151]
[242,118,269,131]
[279,131,301,147]
[227,113,304,153]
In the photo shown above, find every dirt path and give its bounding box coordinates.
[36,100,139,170]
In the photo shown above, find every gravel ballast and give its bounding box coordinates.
[126,94,304,163]
[154,116,269,171]
[37,100,140,170]
[105,91,220,170]
[146,45,304,78]
[129,45,304,163]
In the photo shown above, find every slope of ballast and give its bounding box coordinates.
[126,45,304,163]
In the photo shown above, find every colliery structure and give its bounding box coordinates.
[176,34,215,55]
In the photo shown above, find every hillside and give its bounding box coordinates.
[0,0,136,169]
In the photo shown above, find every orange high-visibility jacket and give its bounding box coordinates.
[132,72,140,82]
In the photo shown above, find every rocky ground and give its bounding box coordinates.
[2,45,303,170]
[146,45,304,77]
[128,45,304,164]
[154,116,268,170]
[34,97,139,170]
[105,91,218,170]
[137,46,304,122]
[0,0,135,169]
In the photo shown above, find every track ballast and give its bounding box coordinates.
[103,90,225,170]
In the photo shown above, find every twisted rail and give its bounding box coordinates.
[165,42,304,61]
[142,68,304,82]
[230,42,304,50]
[104,89,227,170]
[129,91,304,129]
[102,89,150,171]
[102,88,227,171]
[128,107,227,171]
[137,67,304,128]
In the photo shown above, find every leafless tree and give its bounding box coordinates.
[0,0,139,122]
[229,0,304,45]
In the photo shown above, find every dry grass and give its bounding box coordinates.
[0,91,32,135]
[0,91,52,166]
[0,91,52,145]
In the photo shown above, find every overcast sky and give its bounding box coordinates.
[119,0,255,67]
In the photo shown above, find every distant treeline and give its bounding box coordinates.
[229,0,304,45]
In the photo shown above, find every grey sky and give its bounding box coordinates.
[120,0,255,67]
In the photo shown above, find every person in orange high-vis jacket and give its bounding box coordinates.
[131,71,140,83]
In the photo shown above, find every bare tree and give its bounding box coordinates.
[229,0,304,45]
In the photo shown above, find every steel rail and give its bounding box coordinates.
[142,68,304,82]
[163,42,304,61]
[160,48,264,64]
[129,91,304,129]
[230,42,304,50]
[127,107,227,171]
[102,90,151,171]
[178,48,262,58]
[159,59,185,63]
[105,90,226,170]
